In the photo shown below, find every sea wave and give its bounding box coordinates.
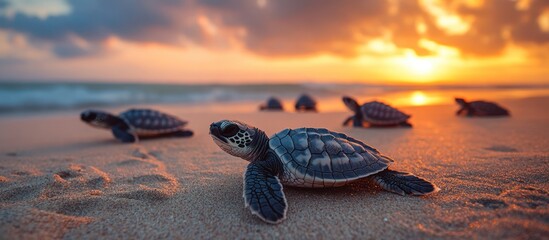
[0,82,345,113]
[1,82,547,114]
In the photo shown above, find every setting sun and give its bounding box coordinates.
[405,56,436,76]
[385,54,442,83]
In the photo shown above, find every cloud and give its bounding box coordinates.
[2,0,182,40]
[424,0,548,56]
[0,0,548,58]
[511,0,549,44]
[0,0,202,57]
[387,0,549,57]
[198,0,388,57]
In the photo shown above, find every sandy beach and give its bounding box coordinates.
[0,97,548,239]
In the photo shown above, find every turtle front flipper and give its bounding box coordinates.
[342,97,365,127]
[342,116,354,126]
[456,107,466,116]
[455,98,470,116]
[372,169,439,196]
[244,161,287,224]
[456,105,472,116]
[111,124,138,143]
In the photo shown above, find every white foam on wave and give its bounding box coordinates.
[0,83,336,113]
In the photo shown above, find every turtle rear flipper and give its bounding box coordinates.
[372,170,439,196]
[399,121,413,127]
[112,125,137,143]
[171,129,194,137]
[244,160,287,224]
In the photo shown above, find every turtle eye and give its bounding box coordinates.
[81,112,96,121]
[221,124,239,137]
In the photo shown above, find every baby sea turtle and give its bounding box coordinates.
[295,94,317,112]
[343,96,412,127]
[81,109,193,143]
[209,120,438,224]
[455,98,510,117]
[259,97,284,111]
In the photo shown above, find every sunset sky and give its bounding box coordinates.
[0,0,548,85]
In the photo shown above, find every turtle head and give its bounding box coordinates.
[342,96,360,112]
[80,110,119,129]
[455,98,468,106]
[209,120,269,161]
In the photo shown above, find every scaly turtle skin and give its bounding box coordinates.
[81,109,193,143]
[259,97,284,111]
[455,98,510,117]
[343,96,412,127]
[295,94,317,112]
[210,120,438,224]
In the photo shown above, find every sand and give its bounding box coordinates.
[0,97,548,239]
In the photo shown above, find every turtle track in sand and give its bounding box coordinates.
[412,154,549,239]
[0,165,111,203]
[0,146,179,235]
[0,163,111,237]
[111,147,179,202]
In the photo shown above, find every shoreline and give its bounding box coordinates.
[2,93,549,119]
[1,83,549,117]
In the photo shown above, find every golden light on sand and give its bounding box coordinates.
[410,91,429,106]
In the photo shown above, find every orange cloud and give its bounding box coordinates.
[0,0,548,84]
[1,0,548,58]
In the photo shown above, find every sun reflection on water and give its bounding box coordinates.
[390,91,445,107]
[410,91,429,105]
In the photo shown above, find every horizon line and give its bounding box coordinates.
[0,78,548,89]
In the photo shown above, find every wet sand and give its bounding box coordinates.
[0,97,548,239]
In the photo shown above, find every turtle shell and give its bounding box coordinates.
[119,109,187,136]
[360,101,410,125]
[295,94,317,110]
[261,97,284,110]
[469,101,509,116]
[269,128,392,188]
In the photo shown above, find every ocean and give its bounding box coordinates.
[1,81,548,115]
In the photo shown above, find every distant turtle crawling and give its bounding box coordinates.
[259,97,284,111]
[209,120,438,224]
[295,94,317,112]
[455,98,510,117]
[81,109,193,143]
[343,96,412,127]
